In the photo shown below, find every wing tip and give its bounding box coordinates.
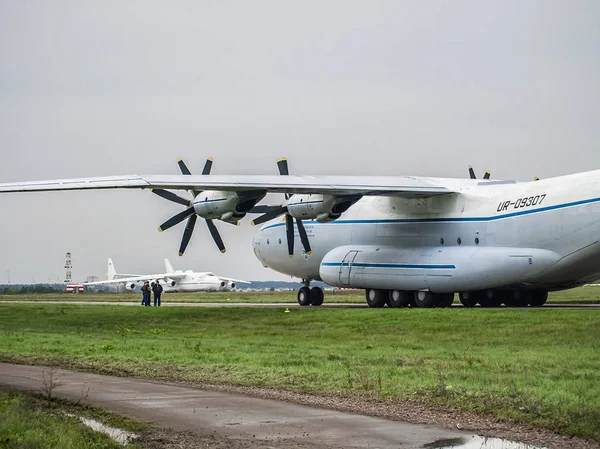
[220,249,227,254]
[158,227,163,232]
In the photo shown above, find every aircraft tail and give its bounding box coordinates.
[165,258,175,273]
[107,259,116,280]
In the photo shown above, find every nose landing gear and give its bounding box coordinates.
[297,279,324,306]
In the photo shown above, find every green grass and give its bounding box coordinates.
[0,390,139,449]
[1,285,600,304]
[1,304,599,440]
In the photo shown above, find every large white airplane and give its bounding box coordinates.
[2,157,600,308]
[83,258,248,292]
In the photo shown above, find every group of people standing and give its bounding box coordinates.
[141,280,163,306]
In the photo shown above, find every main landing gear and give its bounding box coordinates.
[297,279,324,306]
[363,288,549,308]
[365,289,454,308]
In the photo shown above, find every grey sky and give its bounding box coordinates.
[1,1,599,283]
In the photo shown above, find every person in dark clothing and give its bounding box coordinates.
[141,281,151,306]
[152,280,163,307]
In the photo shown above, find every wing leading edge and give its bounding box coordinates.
[0,174,452,198]
[83,272,186,286]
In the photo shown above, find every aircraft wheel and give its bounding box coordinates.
[297,287,312,306]
[529,291,548,307]
[478,290,503,308]
[388,290,412,308]
[459,291,477,307]
[439,293,455,307]
[504,291,531,307]
[310,286,324,306]
[366,289,387,308]
[414,291,437,308]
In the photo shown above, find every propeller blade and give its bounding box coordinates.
[177,159,192,175]
[483,171,491,180]
[205,219,226,253]
[249,205,282,214]
[468,166,476,179]
[251,205,288,225]
[277,157,289,176]
[202,158,213,175]
[285,214,294,258]
[296,218,311,255]
[151,189,191,206]
[177,158,201,196]
[158,207,195,232]
[178,214,197,256]
[277,157,291,199]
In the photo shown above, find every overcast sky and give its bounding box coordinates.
[1,1,599,284]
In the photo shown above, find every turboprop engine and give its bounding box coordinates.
[125,283,136,291]
[152,157,267,255]
[286,194,360,223]
[193,190,266,224]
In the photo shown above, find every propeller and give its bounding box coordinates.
[153,158,226,255]
[468,165,491,180]
[251,158,311,258]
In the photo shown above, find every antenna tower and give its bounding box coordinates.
[64,252,72,284]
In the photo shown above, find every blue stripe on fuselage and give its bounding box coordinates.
[259,196,600,231]
[321,262,456,269]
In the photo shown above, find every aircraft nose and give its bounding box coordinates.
[252,229,269,267]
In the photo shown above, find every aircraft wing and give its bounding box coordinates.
[216,276,251,284]
[83,272,185,286]
[0,174,453,198]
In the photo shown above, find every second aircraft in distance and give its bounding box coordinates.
[84,258,249,293]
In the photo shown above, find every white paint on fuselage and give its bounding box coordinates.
[253,170,600,290]
[161,271,224,293]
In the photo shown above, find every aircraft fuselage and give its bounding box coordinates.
[253,170,600,293]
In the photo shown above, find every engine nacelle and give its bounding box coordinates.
[169,280,176,287]
[193,190,266,223]
[125,283,136,291]
[230,282,236,289]
[287,194,360,223]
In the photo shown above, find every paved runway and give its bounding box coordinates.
[0,363,477,449]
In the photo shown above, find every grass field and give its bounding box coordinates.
[2,285,600,304]
[0,390,141,449]
[1,303,599,440]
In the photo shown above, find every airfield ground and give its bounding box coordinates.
[1,285,600,304]
[0,291,599,447]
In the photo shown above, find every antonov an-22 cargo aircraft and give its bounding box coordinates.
[1,158,599,309]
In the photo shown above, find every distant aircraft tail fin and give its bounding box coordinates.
[165,258,175,273]
[107,258,116,280]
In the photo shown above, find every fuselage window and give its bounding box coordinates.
[278,239,282,244]
[457,238,462,245]
[475,237,480,245]
[267,239,270,245]
[440,238,445,245]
